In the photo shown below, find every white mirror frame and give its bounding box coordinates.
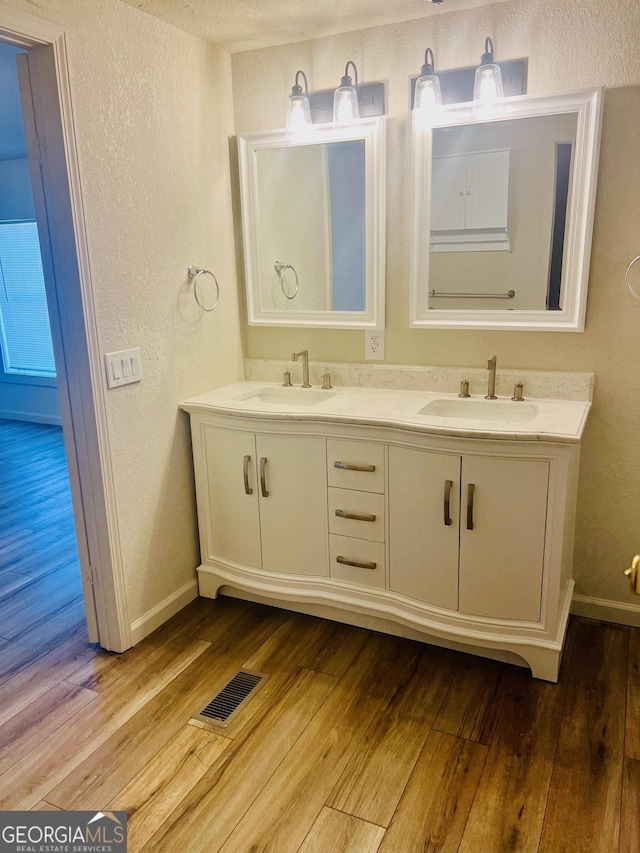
[410,88,603,332]
[238,118,386,329]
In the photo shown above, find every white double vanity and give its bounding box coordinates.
[181,370,592,681]
[187,84,603,681]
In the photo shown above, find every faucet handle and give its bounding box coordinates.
[511,382,524,401]
[322,373,332,390]
[282,371,292,387]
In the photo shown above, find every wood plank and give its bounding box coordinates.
[538,618,627,853]
[0,576,83,641]
[626,627,640,759]
[457,667,565,852]
[65,620,187,693]
[0,681,96,777]
[216,634,426,853]
[433,652,503,744]
[0,631,211,809]
[377,730,487,853]
[107,725,231,853]
[141,667,338,853]
[32,801,62,811]
[296,620,370,676]
[46,604,290,810]
[298,808,384,853]
[620,757,640,853]
[0,600,89,687]
[223,611,330,738]
[0,571,36,600]
[176,595,289,649]
[328,645,456,826]
[0,631,98,727]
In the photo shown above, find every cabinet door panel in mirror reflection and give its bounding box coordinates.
[411,88,603,332]
[238,118,386,330]
[428,114,576,311]
[256,141,366,312]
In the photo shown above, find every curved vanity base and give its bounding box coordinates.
[197,563,573,683]
[182,396,584,685]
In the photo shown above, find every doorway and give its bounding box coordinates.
[0,7,130,653]
[0,40,86,661]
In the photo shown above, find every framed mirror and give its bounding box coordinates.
[238,118,386,329]
[410,89,603,331]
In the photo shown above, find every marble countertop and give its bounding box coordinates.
[180,382,591,443]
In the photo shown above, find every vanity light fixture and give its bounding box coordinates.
[414,48,442,120]
[333,61,360,126]
[286,70,312,136]
[473,37,505,113]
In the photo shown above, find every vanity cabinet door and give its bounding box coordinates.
[388,446,460,610]
[202,425,262,569]
[256,433,328,576]
[459,456,549,621]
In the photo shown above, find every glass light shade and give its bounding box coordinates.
[286,94,312,136]
[473,63,505,112]
[333,86,360,126]
[414,74,442,119]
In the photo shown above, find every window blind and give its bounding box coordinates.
[0,220,56,377]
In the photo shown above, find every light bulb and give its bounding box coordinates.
[333,87,360,126]
[413,49,441,126]
[473,38,505,114]
[333,61,360,127]
[286,70,312,136]
[287,94,311,136]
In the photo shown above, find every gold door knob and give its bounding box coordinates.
[624,555,640,594]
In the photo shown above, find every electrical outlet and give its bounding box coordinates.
[365,331,385,361]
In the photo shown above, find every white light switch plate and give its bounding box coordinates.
[104,347,143,389]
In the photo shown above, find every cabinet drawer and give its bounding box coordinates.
[328,487,385,542]
[329,535,386,589]
[327,440,385,494]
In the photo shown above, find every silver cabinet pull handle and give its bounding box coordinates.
[467,483,475,530]
[334,461,376,472]
[336,556,377,570]
[260,457,269,498]
[444,480,453,526]
[335,509,376,522]
[243,455,253,495]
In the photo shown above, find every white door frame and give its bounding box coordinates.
[0,5,131,652]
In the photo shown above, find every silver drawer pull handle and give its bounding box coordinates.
[444,479,452,526]
[467,483,475,530]
[334,461,376,472]
[260,457,269,498]
[336,556,377,570]
[243,455,253,495]
[335,510,376,522]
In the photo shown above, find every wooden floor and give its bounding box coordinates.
[1,421,639,851]
[0,418,84,679]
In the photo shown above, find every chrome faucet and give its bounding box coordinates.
[292,350,311,388]
[485,355,498,399]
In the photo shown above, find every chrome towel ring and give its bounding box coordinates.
[625,256,640,300]
[274,261,299,300]
[188,265,220,312]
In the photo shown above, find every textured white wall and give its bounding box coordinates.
[233,0,640,611]
[5,0,243,626]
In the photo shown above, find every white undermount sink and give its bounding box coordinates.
[236,388,337,406]
[418,398,539,422]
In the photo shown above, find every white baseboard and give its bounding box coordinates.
[0,409,62,425]
[129,579,199,645]
[571,593,640,628]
